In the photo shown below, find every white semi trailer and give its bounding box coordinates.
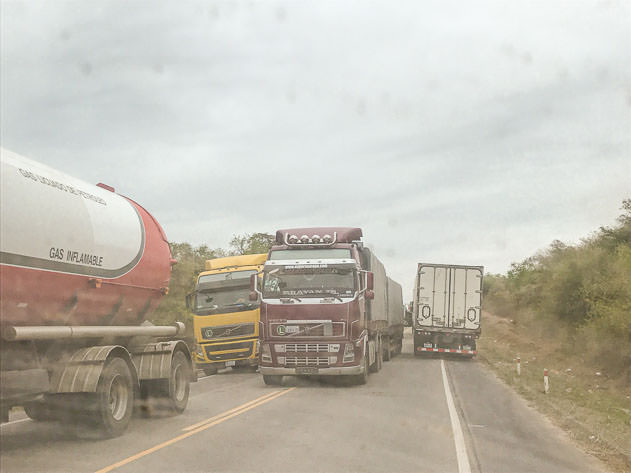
[412,263,483,357]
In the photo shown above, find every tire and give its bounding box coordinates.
[163,351,191,414]
[95,357,134,438]
[370,338,383,373]
[263,375,282,386]
[23,401,54,422]
[351,351,369,385]
[383,337,392,362]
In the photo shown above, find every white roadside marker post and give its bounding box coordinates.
[516,356,521,376]
[544,368,550,394]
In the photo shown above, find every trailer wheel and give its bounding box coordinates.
[263,375,282,385]
[95,357,134,438]
[383,336,392,362]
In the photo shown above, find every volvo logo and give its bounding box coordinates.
[277,325,286,335]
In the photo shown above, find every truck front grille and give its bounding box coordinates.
[284,343,330,352]
[284,356,329,367]
[204,341,253,361]
[202,323,255,340]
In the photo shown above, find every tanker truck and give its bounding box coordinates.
[252,227,404,385]
[0,149,194,437]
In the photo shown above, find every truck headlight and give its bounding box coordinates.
[195,345,204,359]
[343,343,354,362]
[261,344,272,363]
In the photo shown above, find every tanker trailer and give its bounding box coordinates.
[0,148,194,437]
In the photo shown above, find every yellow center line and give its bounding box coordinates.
[94,387,296,473]
[182,389,283,431]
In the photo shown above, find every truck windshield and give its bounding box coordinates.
[195,270,258,315]
[262,264,356,298]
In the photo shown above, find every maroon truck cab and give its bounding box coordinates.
[255,228,375,385]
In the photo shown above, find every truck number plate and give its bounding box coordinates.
[295,367,318,374]
[423,342,433,348]
[285,326,299,334]
[225,361,236,367]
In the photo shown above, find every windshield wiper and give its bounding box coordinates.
[310,292,345,302]
[222,302,256,309]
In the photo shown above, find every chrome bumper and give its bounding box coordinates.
[259,365,363,376]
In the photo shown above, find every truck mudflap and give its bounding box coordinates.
[132,340,194,381]
[49,345,139,393]
[416,347,477,355]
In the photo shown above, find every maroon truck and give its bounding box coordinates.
[251,227,403,385]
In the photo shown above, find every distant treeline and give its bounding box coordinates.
[151,233,274,328]
[484,200,631,379]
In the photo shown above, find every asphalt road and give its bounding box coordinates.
[1,329,608,473]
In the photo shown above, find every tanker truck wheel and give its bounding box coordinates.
[153,351,191,414]
[95,357,134,438]
[166,351,190,414]
[23,401,54,422]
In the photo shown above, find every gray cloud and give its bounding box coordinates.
[2,0,630,297]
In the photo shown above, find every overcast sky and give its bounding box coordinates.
[2,0,630,297]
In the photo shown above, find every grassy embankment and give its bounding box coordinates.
[480,200,631,473]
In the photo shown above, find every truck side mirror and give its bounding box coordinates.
[366,272,374,291]
[249,291,258,302]
[185,293,193,309]
[250,273,257,292]
[365,289,375,300]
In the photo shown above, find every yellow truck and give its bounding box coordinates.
[188,254,267,375]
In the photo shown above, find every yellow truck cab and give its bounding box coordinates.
[189,254,267,375]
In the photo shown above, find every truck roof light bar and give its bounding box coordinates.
[284,232,337,247]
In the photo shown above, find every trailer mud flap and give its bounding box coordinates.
[132,340,193,381]
[49,345,129,393]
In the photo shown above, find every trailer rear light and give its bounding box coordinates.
[343,343,355,362]
[277,356,286,365]
[274,344,286,353]
[329,344,340,352]
[261,344,272,363]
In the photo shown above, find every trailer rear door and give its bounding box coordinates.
[415,264,483,331]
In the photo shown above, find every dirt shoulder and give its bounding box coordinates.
[478,312,631,473]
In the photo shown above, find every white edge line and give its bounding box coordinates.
[441,359,472,473]
[1,417,31,427]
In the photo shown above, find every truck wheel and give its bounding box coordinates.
[370,338,383,373]
[263,375,282,385]
[383,337,392,362]
[95,357,134,438]
[351,351,369,385]
[23,401,54,422]
[164,351,191,414]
